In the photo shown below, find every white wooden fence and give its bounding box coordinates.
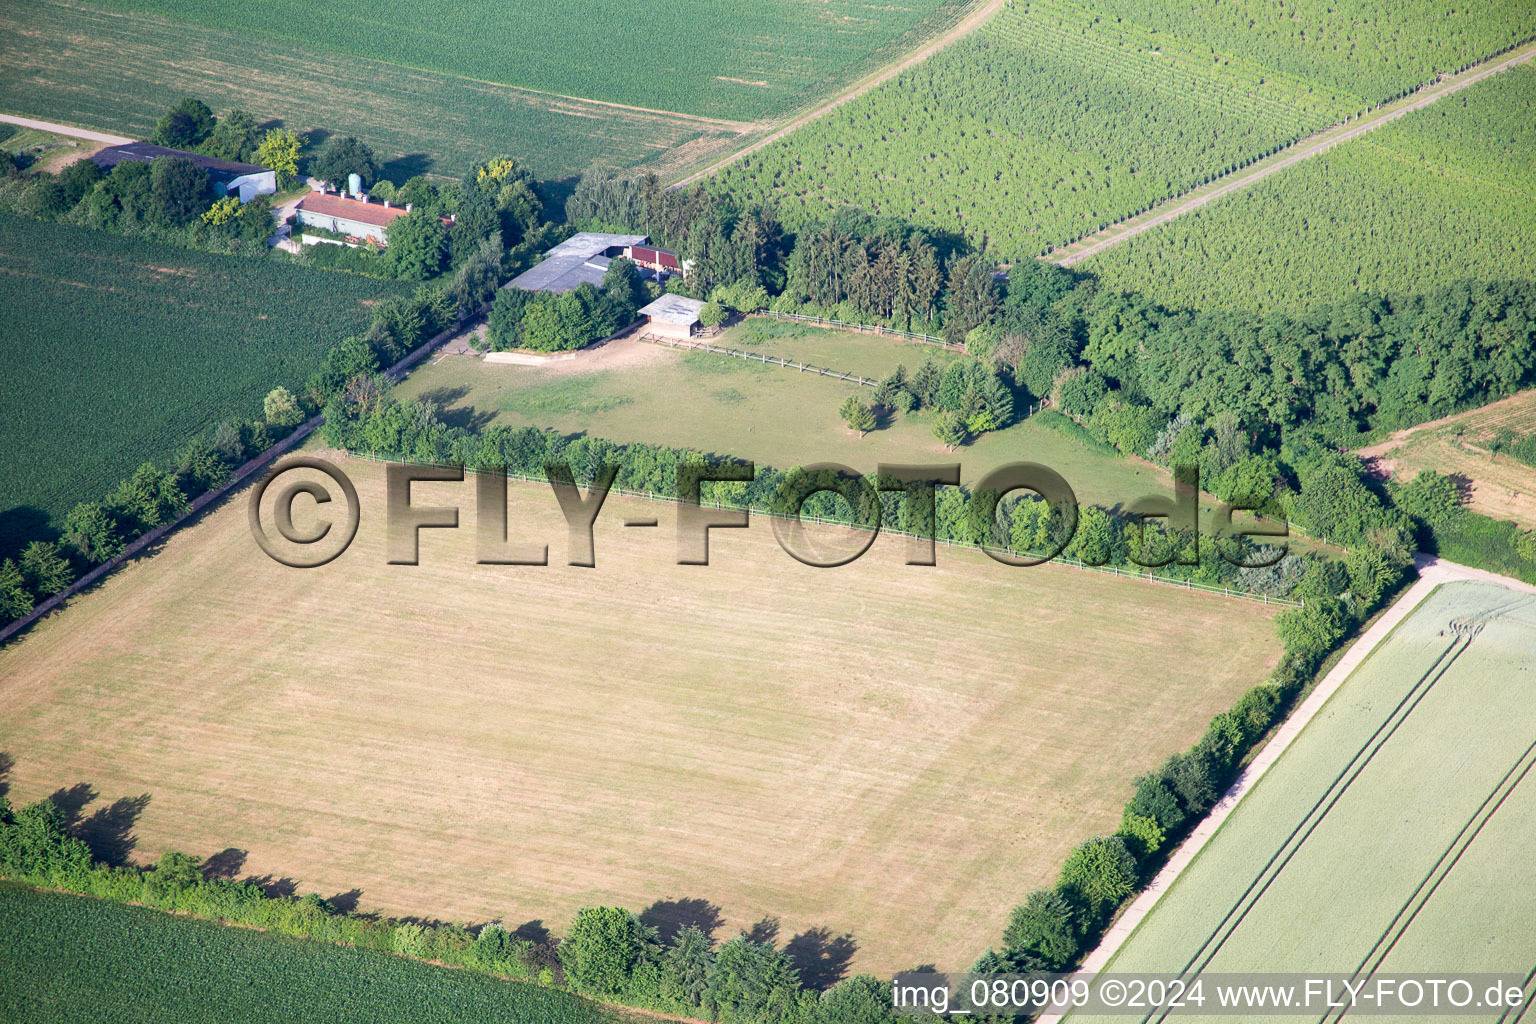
[638,333,880,386]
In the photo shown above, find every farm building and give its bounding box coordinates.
[509,233,684,294]
[294,193,410,246]
[639,294,706,340]
[629,244,683,276]
[91,142,276,203]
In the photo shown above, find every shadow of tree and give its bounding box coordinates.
[0,506,53,561]
[327,889,365,914]
[78,794,151,866]
[640,897,725,944]
[246,875,299,899]
[47,783,98,828]
[512,919,551,944]
[744,916,780,946]
[783,927,857,991]
[536,176,580,223]
[382,153,434,185]
[0,751,12,798]
[201,848,248,879]
[416,385,496,432]
[46,785,149,866]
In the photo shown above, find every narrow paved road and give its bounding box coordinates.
[673,0,1008,187]
[0,113,133,145]
[1051,40,1536,267]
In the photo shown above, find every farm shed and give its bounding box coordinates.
[91,142,277,203]
[639,294,706,340]
[294,193,409,246]
[507,232,649,294]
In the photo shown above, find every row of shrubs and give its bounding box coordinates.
[1393,468,1536,585]
[6,385,1429,1024]
[0,525,1397,1024]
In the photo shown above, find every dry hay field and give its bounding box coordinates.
[1359,389,1536,531]
[0,457,1283,974]
[1086,579,1536,1022]
[0,0,752,183]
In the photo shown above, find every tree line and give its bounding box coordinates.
[486,258,648,353]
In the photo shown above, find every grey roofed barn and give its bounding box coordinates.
[507,232,648,294]
[92,141,269,178]
[91,141,278,202]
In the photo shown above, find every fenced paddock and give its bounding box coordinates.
[752,309,960,349]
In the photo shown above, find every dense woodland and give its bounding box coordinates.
[8,149,1536,626]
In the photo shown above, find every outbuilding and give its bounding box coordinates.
[91,142,277,203]
[639,294,706,340]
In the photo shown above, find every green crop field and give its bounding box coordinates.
[1067,0,1536,107]
[706,0,1536,257]
[0,883,612,1024]
[80,0,973,122]
[1082,579,1536,1020]
[0,214,402,550]
[1081,63,1536,311]
[0,0,753,185]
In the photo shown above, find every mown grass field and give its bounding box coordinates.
[0,0,754,185]
[401,326,1183,512]
[1085,580,1536,1020]
[0,883,614,1024]
[706,0,1536,256]
[1360,390,1536,531]
[1081,63,1536,310]
[0,213,402,550]
[0,459,1283,974]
